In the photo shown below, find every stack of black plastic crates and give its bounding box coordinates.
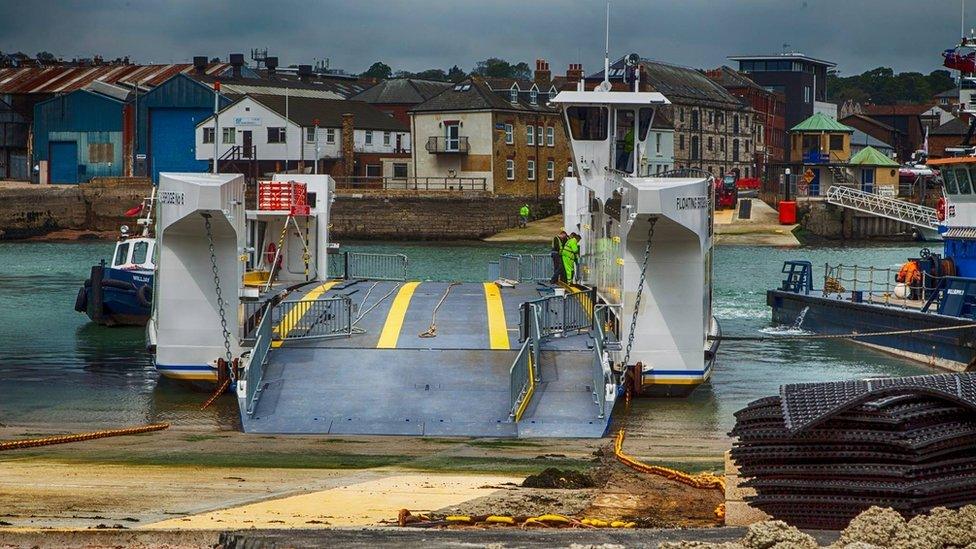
[730,373,976,529]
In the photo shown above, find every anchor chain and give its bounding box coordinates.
[622,216,658,368]
[203,214,234,373]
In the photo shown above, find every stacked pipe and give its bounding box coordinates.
[730,372,976,530]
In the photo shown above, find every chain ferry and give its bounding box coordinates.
[75,191,156,326]
[147,72,719,437]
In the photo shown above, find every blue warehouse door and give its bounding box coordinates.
[149,107,211,182]
[49,141,79,184]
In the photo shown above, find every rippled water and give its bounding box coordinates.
[0,239,934,439]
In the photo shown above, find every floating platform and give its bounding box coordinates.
[239,280,611,438]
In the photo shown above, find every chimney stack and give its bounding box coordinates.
[534,59,551,88]
[193,56,208,74]
[229,53,244,78]
[298,64,313,82]
[265,56,278,78]
[341,113,355,176]
[566,63,584,83]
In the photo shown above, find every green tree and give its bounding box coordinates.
[447,65,467,82]
[413,68,448,81]
[362,61,392,80]
[36,51,55,63]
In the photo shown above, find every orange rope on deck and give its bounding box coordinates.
[0,423,170,452]
[201,377,231,410]
[613,429,726,521]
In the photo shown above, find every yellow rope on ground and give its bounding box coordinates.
[201,377,231,410]
[614,429,726,522]
[0,423,170,452]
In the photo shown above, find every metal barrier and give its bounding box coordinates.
[333,175,487,192]
[591,310,612,419]
[328,252,408,281]
[509,338,535,421]
[521,288,595,339]
[244,306,273,415]
[275,296,353,340]
[490,253,554,283]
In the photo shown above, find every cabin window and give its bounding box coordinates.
[114,242,130,267]
[965,167,976,194]
[131,241,149,264]
[957,168,974,194]
[944,168,960,194]
[637,108,655,141]
[565,106,609,140]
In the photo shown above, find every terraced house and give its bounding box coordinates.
[408,65,571,197]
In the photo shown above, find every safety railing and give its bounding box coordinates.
[521,288,596,340]
[509,338,535,421]
[490,253,554,283]
[826,185,939,229]
[244,304,273,415]
[328,251,408,281]
[241,299,274,342]
[274,296,353,341]
[333,175,487,192]
[821,262,950,310]
[591,308,612,419]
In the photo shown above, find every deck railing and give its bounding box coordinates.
[489,253,554,283]
[591,308,612,419]
[520,288,596,340]
[509,338,535,421]
[328,251,408,281]
[333,175,486,191]
[244,305,273,415]
[821,262,944,309]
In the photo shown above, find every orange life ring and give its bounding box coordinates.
[264,242,279,266]
[937,197,947,221]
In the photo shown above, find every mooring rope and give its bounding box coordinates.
[419,282,460,338]
[711,322,976,342]
[0,423,170,452]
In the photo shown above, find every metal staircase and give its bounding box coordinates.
[827,165,855,185]
[825,185,939,229]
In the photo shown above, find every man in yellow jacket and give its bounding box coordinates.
[562,233,580,283]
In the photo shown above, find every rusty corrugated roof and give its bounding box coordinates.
[0,63,231,94]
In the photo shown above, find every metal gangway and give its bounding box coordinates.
[825,185,939,230]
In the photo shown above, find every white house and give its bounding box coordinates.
[195,94,410,177]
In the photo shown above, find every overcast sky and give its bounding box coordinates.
[0,1,969,77]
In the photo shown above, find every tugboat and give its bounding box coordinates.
[74,190,156,326]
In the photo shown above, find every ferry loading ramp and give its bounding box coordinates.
[240,279,611,438]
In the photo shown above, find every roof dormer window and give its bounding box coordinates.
[509,86,519,103]
[530,89,538,105]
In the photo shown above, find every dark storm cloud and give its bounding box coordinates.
[0,0,967,77]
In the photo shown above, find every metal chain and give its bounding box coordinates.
[203,214,234,370]
[623,216,658,367]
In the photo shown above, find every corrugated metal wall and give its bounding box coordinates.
[135,74,229,156]
[33,90,125,183]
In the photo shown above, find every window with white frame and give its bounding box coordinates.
[306,127,315,142]
[546,126,554,146]
[655,132,661,154]
[326,128,336,143]
[365,130,373,145]
[546,160,554,181]
[222,127,236,144]
[526,125,535,145]
[506,159,515,180]
[383,131,391,146]
[267,127,286,143]
[202,127,214,143]
[527,159,536,180]
[530,89,538,105]
[537,126,543,145]
[504,123,513,144]
[510,87,518,103]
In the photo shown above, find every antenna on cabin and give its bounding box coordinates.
[599,0,612,92]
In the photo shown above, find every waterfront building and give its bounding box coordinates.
[789,112,854,196]
[850,128,895,159]
[194,94,409,180]
[839,102,932,161]
[705,65,787,176]
[33,85,133,184]
[928,117,970,158]
[408,67,571,196]
[847,145,900,195]
[351,78,453,126]
[0,97,28,180]
[729,52,836,161]
[587,58,756,178]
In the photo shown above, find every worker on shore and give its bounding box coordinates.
[519,204,530,228]
[550,231,568,283]
[562,232,580,284]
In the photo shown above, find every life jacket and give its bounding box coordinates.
[896,260,921,285]
[551,235,565,253]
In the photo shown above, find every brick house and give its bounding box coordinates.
[351,78,452,127]
[409,70,571,197]
[705,66,787,176]
[928,117,969,158]
[586,58,757,178]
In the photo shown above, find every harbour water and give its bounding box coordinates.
[0,240,932,439]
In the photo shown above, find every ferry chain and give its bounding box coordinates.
[623,216,658,368]
[711,323,976,342]
[203,214,234,374]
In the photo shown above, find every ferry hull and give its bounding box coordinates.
[768,290,976,372]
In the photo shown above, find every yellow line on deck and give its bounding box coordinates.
[376,281,420,349]
[483,282,510,350]
[271,281,338,348]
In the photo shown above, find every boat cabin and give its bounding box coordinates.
[111,236,155,271]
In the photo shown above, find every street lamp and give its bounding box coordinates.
[784,168,792,201]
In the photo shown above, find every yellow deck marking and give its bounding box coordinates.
[513,352,535,422]
[376,281,420,349]
[271,281,338,348]
[483,282,510,350]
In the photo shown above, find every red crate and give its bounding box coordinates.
[258,181,308,214]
